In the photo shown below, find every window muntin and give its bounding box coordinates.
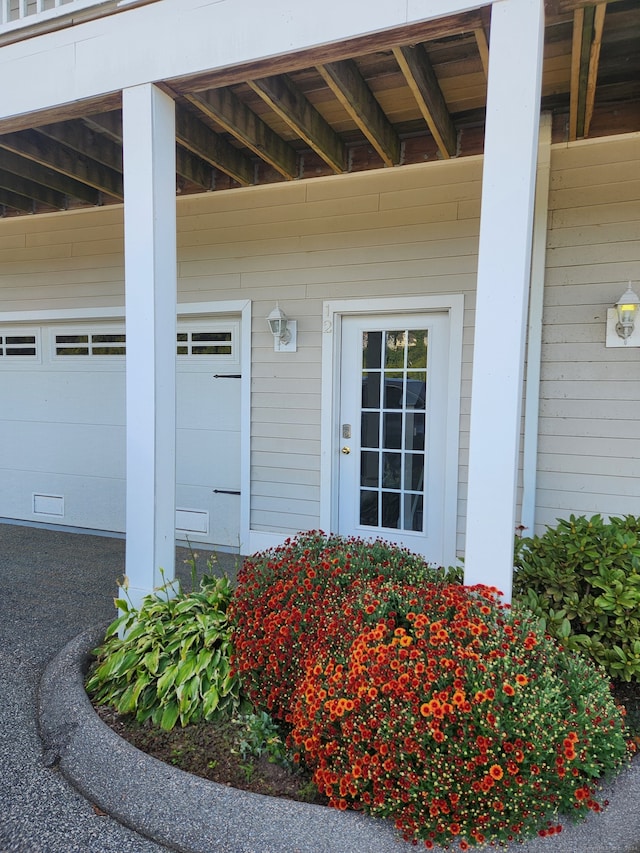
[0,330,38,358]
[54,331,126,357]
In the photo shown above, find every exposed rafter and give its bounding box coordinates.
[175,106,254,187]
[248,75,345,174]
[186,88,298,180]
[393,44,457,159]
[83,111,213,189]
[0,168,66,209]
[569,4,606,140]
[0,188,34,214]
[36,120,122,172]
[0,148,101,205]
[474,26,490,78]
[317,60,401,167]
[0,129,123,198]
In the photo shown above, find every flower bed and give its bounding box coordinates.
[231,532,633,850]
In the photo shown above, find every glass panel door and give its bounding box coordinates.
[338,313,448,562]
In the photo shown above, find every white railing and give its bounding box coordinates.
[0,0,145,34]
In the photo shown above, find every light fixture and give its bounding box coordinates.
[266,303,297,352]
[615,284,640,342]
[606,283,640,348]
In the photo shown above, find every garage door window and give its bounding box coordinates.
[0,330,38,358]
[177,330,233,356]
[55,332,126,356]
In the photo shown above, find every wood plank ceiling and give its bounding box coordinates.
[0,0,637,216]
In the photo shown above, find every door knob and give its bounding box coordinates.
[341,446,351,455]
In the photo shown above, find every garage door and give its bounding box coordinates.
[0,317,241,549]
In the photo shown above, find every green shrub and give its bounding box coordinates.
[230,530,458,721]
[87,572,248,730]
[514,514,640,682]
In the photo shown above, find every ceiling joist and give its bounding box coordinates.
[0,129,123,198]
[175,106,254,187]
[0,167,66,209]
[569,3,607,140]
[36,119,123,172]
[186,88,298,180]
[393,44,457,159]
[0,148,101,205]
[317,59,401,167]
[248,74,346,174]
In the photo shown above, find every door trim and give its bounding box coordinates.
[320,294,464,567]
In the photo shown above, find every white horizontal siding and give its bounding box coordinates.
[537,132,640,532]
[2,134,637,547]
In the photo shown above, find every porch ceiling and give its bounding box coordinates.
[0,0,637,217]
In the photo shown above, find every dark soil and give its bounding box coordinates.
[94,704,327,805]
[94,680,639,807]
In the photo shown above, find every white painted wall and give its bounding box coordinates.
[1,133,638,554]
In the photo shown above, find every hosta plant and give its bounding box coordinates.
[87,571,248,730]
[290,580,632,850]
[514,514,640,682]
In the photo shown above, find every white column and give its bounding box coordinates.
[122,83,177,609]
[464,0,545,601]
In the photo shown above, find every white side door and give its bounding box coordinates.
[338,313,450,563]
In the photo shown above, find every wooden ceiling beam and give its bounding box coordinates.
[317,59,401,167]
[0,168,66,209]
[0,129,123,198]
[0,188,35,214]
[584,3,607,137]
[248,74,345,173]
[186,88,298,180]
[176,148,214,190]
[474,26,490,79]
[393,44,457,159]
[82,111,123,144]
[36,120,122,172]
[0,149,100,205]
[569,3,606,140]
[547,0,624,14]
[83,111,213,189]
[175,105,254,187]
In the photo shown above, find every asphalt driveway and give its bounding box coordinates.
[0,522,197,853]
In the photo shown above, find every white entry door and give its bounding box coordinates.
[338,313,450,563]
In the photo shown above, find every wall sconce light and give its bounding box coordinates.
[606,283,640,348]
[266,303,297,352]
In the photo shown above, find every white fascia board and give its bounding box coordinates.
[0,0,489,121]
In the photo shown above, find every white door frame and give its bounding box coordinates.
[0,299,252,555]
[320,294,464,567]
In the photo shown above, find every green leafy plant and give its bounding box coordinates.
[235,710,292,768]
[87,568,249,730]
[514,514,640,682]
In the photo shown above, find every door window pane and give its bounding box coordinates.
[362,331,382,369]
[362,372,381,408]
[383,412,402,449]
[361,412,380,449]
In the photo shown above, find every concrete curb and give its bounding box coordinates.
[39,625,640,853]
